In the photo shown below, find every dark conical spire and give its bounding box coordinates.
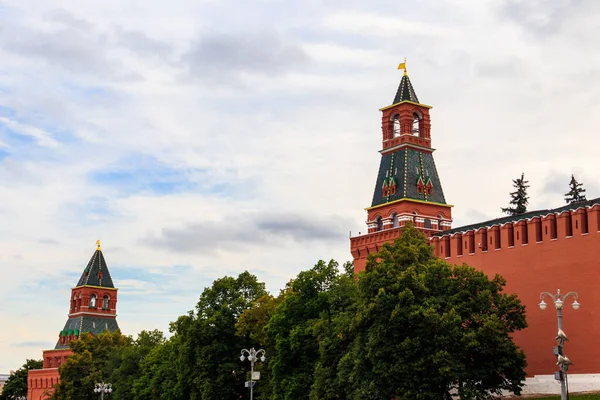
[393,74,420,104]
[76,240,115,288]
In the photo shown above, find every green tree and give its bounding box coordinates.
[565,174,587,204]
[132,336,183,400]
[50,330,131,400]
[0,359,42,400]
[173,271,267,399]
[266,259,343,400]
[502,173,530,215]
[309,261,357,400]
[339,225,527,400]
[106,330,166,400]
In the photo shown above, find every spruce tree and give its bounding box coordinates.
[501,173,530,216]
[565,174,587,204]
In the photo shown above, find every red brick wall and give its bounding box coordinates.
[430,205,600,376]
[28,349,72,399]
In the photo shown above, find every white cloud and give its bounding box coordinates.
[322,11,450,37]
[0,116,59,147]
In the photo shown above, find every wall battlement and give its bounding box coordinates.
[431,201,600,259]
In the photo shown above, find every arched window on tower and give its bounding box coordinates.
[78,293,82,310]
[392,212,399,228]
[376,216,383,231]
[392,114,400,138]
[438,214,443,230]
[103,295,110,310]
[412,113,420,136]
[89,294,97,308]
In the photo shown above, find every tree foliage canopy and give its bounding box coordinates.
[339,226,527,399]
[502,172,530,215]
[32,230,527,400]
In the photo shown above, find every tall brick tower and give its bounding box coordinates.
[350,64,452,273]
[28,241,120,399]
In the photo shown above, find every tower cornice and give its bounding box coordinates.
[72,285,118,291]
[380,100,432,112]
[380,142,435,155]
[365,198,454,211]
[68,311,117,318]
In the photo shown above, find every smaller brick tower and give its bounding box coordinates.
[351,64,452,273]
[28,241,120,400]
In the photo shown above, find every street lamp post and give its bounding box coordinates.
[539,289,580,400]
[94,382,113,400]
[240,348,266,400]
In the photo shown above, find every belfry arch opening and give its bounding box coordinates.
[412,112,421,136]
[392,114,400,138]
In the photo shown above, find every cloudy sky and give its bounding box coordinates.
[2,0,600,371]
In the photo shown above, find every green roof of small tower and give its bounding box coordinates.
[55,316,120,349]
[392,74,420,104]
[76,240,114,288]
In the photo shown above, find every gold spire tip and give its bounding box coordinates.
[96,239,101,251]
[397,57,407,76]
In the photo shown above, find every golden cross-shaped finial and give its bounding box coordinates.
[96,239,101,250]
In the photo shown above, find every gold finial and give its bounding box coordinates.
[397,58,407,76]
[96,239,101,251]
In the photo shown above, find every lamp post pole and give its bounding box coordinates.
[240,348,266,400]
[94,382,113,400]
[539,289,580,400]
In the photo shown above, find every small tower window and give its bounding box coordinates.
[412,113,420,136]
[103,295,110,309]
[90,294,97,308]
[376,216,383,231]
[392,213,399,228]
[392,114,400,137]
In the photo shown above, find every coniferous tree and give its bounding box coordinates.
[565,174,587,204]
[502,173,530,215]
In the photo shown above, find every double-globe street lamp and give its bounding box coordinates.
[240,348,266,400]
[539,289,580,400]
[94,382,113,400]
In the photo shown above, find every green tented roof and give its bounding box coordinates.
[371,148,447,207]
[76,249,114,288]
[55,316,120,349]
[393,75,420,104]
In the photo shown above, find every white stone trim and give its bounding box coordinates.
[504,374,600,396]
